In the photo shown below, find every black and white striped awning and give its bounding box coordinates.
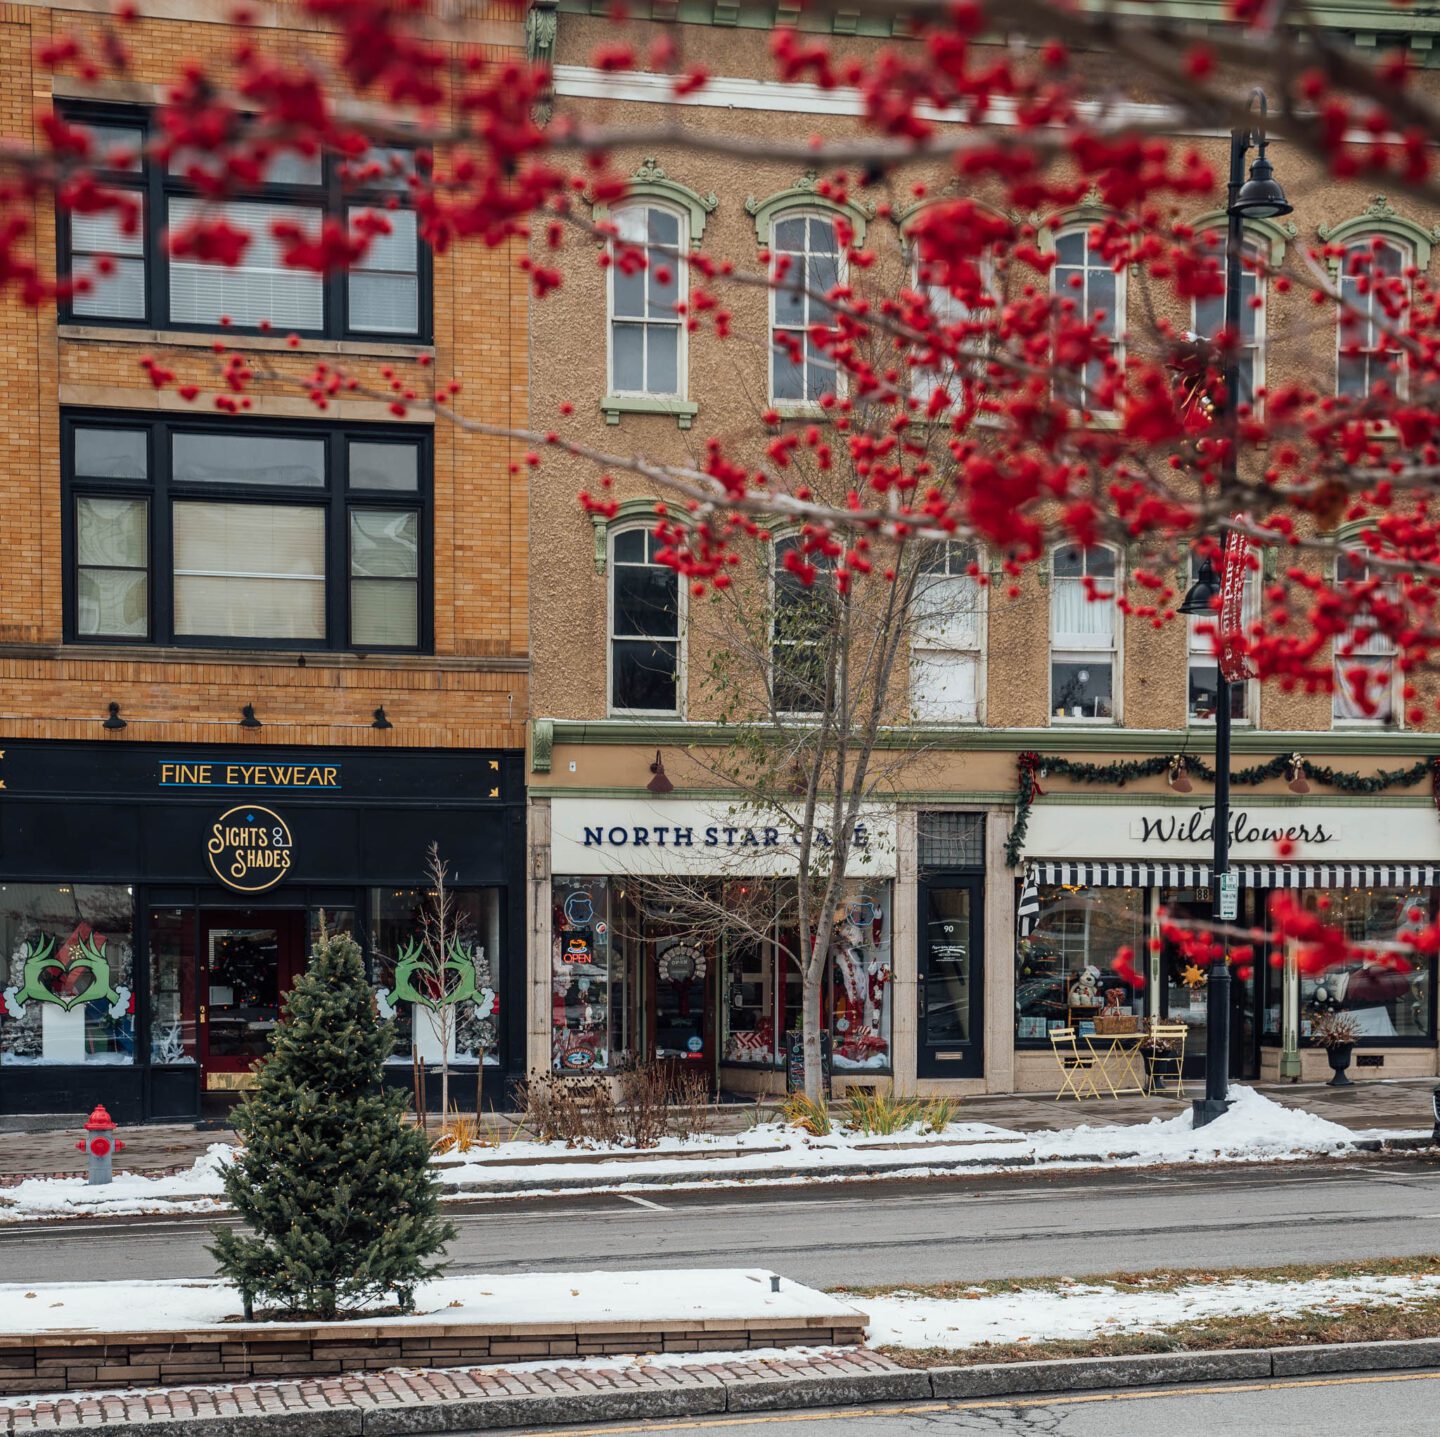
[1025,860,1440,890]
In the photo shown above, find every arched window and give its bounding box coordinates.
[911,540,985,723]
[1049,543,1119,723]
[1186,551,1258,724]
[909,252,996,407]
[770,211,842,404]
[772,534,836,714]
[608,203,686,400]
[1333,548,1398,726]
[609,525,681,715]
[1051,226,1123,412]
[1337,237,1410,399]
[1192,236,1265,412]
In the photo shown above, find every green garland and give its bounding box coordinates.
[1005,750,1439,867]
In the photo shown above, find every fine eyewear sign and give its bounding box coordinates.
[206,805,294,893]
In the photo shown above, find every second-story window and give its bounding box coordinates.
[910,255,995,408]
[1050,543,1118,722]
[610,527,680,715]
[609,204,685,398]
[65,414,429,650]
[1186,552,1256,724]
[772,535,836,715]
[59,106,426,342]
[1052,228,1121,412]
[1338,238,1409,399]
[911,541,984,722]
[770,213,841,405]
[1333,549,1398,725]
[1192,235,1264,412]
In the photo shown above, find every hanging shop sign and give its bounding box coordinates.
[550,798,896,878]
[1023,802,1440,864]
[206,805,294,893]
[658,944,707,983]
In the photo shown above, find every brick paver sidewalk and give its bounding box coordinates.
[2,1348,911,1434]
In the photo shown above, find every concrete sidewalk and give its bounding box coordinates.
[2,1078,1432,1181]
[8,1337,1440,1435]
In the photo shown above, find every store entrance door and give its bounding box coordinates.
[917,875,985,1078]
[1159,895,1257,1080]
[199,909,307,1092]
[649,940,715,1092]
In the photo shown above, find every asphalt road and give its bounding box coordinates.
[475,1372,1440,1435]
[8,1154,1440,1286]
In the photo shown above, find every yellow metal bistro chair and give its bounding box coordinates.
[1145,1023,1188,1098]
[1049,1026,1100,1100]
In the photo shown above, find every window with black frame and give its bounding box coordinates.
[65,414,428,651]
[59,105,425,341]
[609,526,680,714]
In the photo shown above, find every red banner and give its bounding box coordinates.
[1218,527,1254,683]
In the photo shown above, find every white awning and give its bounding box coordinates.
[1025,860,1440,890]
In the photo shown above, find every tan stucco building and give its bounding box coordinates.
[525,0,1440,1097]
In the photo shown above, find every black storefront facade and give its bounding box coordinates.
[0,740,525,1121]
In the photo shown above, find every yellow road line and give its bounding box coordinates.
[511,1368,1440,1435]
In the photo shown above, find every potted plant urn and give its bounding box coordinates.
[1311,1011,1361,1087]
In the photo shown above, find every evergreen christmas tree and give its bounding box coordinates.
[210,922,454,1319]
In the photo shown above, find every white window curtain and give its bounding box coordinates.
[168,197,324,330]
[173,501,325,639]
[1051,577,1115,649]
[350,509,419,646]
[69,206,146,320]
[76,496,148,637]
[348,207,419,335]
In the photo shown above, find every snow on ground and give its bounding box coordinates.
[0,1088,1377,1223]
[864,1271,1440,1350]
[0,1270,857,1336]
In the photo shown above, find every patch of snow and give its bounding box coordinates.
[865,1272,1440,1350]
[0,1089,1381,1223]
[0,1270,859,1337]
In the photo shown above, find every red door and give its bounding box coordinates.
[199,910,306,1092]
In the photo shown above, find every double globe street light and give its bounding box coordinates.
[1178,92,1291,1129]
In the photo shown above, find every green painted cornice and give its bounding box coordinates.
[539,718,1440,757]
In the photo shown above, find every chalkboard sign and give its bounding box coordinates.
[785,1030,832,1096]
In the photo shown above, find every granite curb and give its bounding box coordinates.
[9,1338,1440,1434]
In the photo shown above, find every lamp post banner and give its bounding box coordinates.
[1218,526,1255,683]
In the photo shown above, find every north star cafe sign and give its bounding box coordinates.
[549,798,897,877]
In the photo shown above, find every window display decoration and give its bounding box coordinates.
[830,894,892,1068]
[2,934,131,1019]
[658,944,706,983]
[375,937,496,1018]
[1005,750,1440,866]
[1179,961,1208,989]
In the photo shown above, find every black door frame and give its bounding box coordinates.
[916,870,986,1079]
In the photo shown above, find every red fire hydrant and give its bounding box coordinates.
[76,1105,124,1186]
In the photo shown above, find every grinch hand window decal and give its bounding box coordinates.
[1,891,137,1067]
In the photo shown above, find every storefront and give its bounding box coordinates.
[539,797,898,1091]
[1013,799,1440,1086]
[0,740,525,1120]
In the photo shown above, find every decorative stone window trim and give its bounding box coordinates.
[1187,210,1297,267]
[1318,194,1440,271]
[599,395,700,430]
[589,495,670,574]
[591,158,719,249]
[745,172,873,247]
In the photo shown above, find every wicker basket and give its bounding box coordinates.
[1093,1013,1138,1035]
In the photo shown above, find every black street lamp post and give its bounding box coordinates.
[1180,92,1291,1129]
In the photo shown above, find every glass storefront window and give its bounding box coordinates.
[723,931,774,1064]
[830,883,893,1070]
[149,907,197,1064]
[1016,885,1144,1041]
[1,884,136,1065]
[371,886,501,1067]
[552,878,612,1072]
[1298,888,1434,1041]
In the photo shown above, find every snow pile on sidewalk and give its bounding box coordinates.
[0,1087,1367,1222]
[865,1270,1440,1351]
[0,1269,856,1336]
[0,1143,231,1221]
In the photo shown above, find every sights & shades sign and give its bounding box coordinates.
[206,805,294,892]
